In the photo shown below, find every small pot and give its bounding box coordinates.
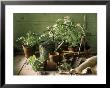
[22,45,35,58]
[49,52,61,64]
[45,60,57,71]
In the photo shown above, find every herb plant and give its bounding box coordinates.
[28,55,45,71]
[44,16,86,47]
[16,31,39,47]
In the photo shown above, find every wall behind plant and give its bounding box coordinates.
[14,13,97,53]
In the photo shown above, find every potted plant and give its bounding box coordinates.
[16,31,39,58]
[48,16,86,52]
[38,28,56,61]
[39,41,55,61]
[28,55,45,71]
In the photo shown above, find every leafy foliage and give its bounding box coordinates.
[41,16,86,47]
[58,59,72,71]
[16,31,39,47]
[28,55,45,71]
[38,16,86,48]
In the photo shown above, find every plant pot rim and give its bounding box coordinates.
[49,52,59,55]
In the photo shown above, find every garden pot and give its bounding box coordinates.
[45,60,57,71]
[39,42,55,60]
[22,45,35,58]
[49,52,62,64]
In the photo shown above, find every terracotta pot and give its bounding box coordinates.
[49,52,62,64]
[22,45,35,58]
[45,60,57,71]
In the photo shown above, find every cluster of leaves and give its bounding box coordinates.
[39,16,86,47]
[28,55,45,71]
[58,59,72,71]
[54,16,86,46]
[38,29,56,53]
[16,31,39,47]
[38,30,54,43]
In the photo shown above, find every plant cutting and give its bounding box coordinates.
[16,31,39,58]
[28,55,45,71]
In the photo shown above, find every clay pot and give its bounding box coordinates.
[22,45,35,58]
[49,52,61,64]
[45,60,57,71]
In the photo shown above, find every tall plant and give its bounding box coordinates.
[38,16,86,52]
[45,16,86,47]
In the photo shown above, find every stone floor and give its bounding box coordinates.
[14,55,37,75]
[14,54,91,76]
[14,55,71,75]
